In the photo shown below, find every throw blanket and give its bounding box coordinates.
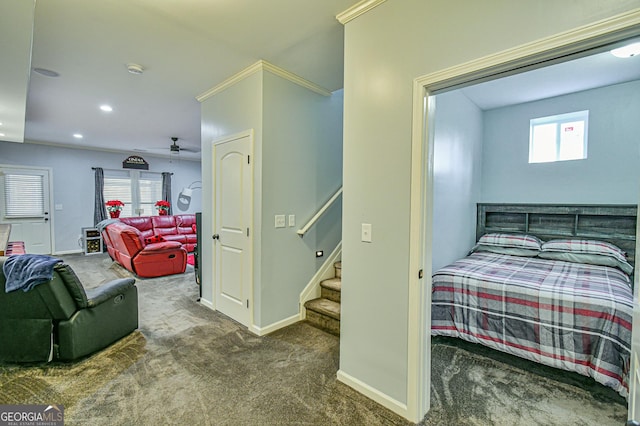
[3,254,63,293]
[96,218,120,233]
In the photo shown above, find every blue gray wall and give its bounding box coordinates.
[199,66,343,329]
[0,141,202,254]
[432,91,483,271]
[481,80,640,203]
[430,80,640,270]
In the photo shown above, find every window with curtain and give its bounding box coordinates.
[4,173,45,218]
[103,170,163,217]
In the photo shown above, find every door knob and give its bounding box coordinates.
[212,234,219,240]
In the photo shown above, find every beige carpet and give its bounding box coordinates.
[0,253,629,425]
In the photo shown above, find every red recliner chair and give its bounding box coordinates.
[104,221,187,278]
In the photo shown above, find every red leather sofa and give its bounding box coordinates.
[102,214,196,278]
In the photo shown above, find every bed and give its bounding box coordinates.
[431,204,637,397]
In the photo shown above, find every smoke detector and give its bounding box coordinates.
[126,63,144,75]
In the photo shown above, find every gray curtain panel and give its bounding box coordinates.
[94,167,107,225]
[162,172,172,215]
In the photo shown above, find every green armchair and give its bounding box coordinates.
[0,257,138,362]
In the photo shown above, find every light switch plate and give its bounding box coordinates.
[275,215,286,228]
[361,223,372,242]
[288,214,295,227]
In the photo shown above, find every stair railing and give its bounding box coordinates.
[297,186,342,237]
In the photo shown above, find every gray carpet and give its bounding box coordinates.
[0,253,629,425]
[425,341,626,425]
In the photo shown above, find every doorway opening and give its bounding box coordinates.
[407,16,640,423]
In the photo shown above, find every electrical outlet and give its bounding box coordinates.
[275,215,286,228]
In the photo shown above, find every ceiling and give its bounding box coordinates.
[2,0,360,161]
[2,2,639,161]
[461,40,640,110]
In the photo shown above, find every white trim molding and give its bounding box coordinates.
[249,314,300,337]
[419,8,640,93]
[196,60,331,102]
[54,249,83,256]
[337,369,408,418]
[336,0,387,25]
[199,298,215,311]
[407,8,640,424]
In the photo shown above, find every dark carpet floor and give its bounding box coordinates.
[0,253,629,425]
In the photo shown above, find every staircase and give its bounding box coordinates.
[304,261,341,336]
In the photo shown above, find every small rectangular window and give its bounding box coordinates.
[529,110,588,163]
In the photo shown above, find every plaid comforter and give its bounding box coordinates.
[431,251,633,397]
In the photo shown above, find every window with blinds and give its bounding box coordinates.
[4,173,45,218]
[104,175,133,217]
[103,170,162,217]
[139,172,163,216]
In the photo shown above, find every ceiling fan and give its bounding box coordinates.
[169,137,200,154]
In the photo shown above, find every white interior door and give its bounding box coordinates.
[0,166,52,254]
[213,134,252,326]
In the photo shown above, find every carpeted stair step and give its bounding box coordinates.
[334,261,341,278]
[320,278,341,303]
[304,298,340,336]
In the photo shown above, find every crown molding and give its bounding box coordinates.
[196,61,262,102]
[415,8,640,92]
[196,60,331,102]
[336,0,387,25]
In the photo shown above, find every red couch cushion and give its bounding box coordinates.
[176,214,196,235]
[120,217,154,239]
[151,215,178,236]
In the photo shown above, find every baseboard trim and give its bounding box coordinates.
[54,249,83,255]
[249,314,299,336]
[336,369,409,419]
[199,298,215,311]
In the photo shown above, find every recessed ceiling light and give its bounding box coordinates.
[73,133,83,139]
[33,68,60,77]
[100,105,113,112]
[0,133,5,137]
[611,42,640,58]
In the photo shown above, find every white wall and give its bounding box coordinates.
[340,0,640,412]
[432,91,483,272]
[481,80,640,203]
[199,65,343,329]
[0,140,201,254]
